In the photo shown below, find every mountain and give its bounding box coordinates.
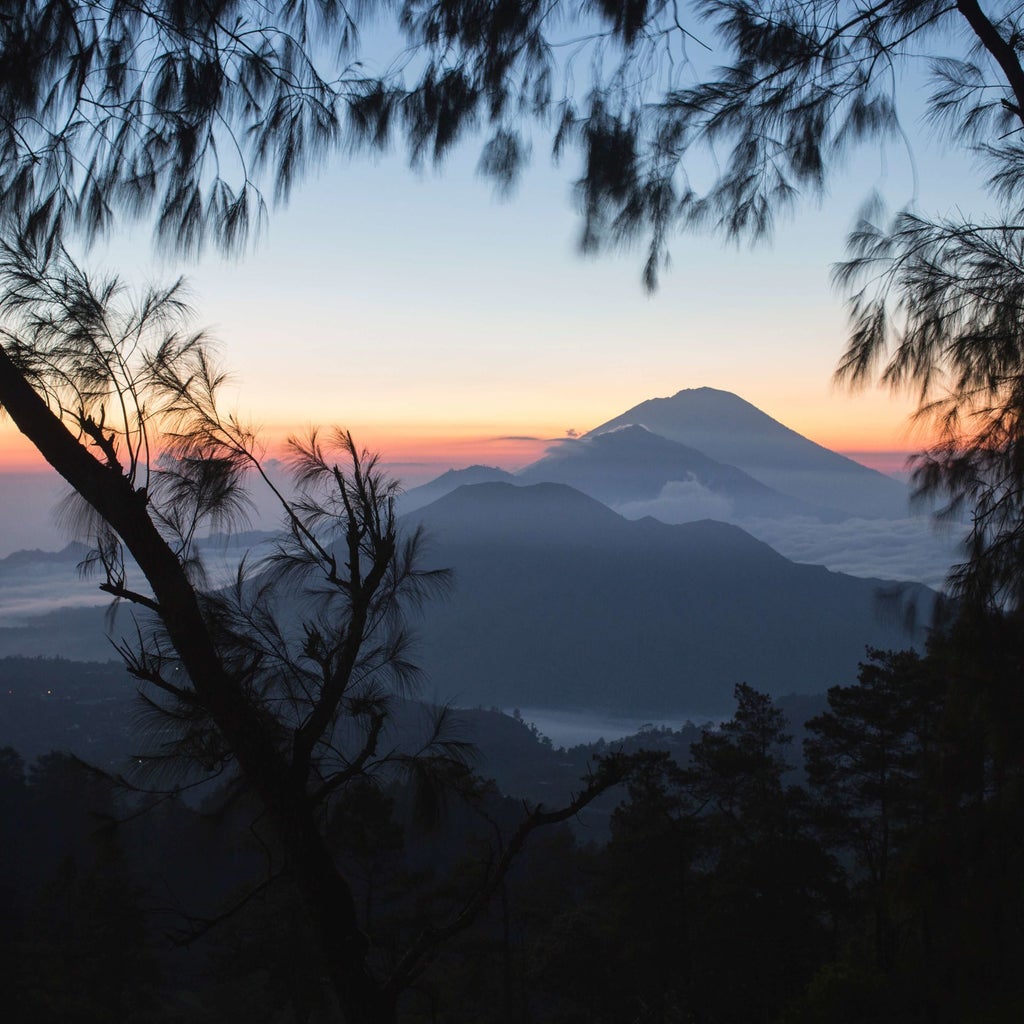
[399,465,516,512]
[590,387,909,519]
[403,482,935,715]
[516,424,839,520]
[0,541,90,572]
[0,481,936,717]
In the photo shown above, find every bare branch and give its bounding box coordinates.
[385,753,632,996]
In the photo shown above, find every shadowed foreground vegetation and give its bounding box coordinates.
[3,610,1022,1024]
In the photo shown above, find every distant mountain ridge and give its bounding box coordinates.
[0,542,90,572]
[0,387,936,721]
[0,480,937,713]
[516,424,841,521]
[0,475,940,719]
[400,465,515,513]
[403,482,934,715]
[400,388,908,523]
[590,387,908,519]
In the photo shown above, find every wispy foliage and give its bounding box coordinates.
[836,210,1024,609]
[8,1,1020,288]
[0,0,691,259]
[0,232,239,562]
[0,0,360,253]
[0,236,465,800]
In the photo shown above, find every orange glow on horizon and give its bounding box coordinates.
[0,416,943,476]
[0,418,564,484]
[0,424,50,471]
[251,421,563,488]
[0,404,940,482]
[836,449,916,477]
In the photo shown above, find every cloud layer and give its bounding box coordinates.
[616,476,735,523]
[615,479,963,589]
[739,515,964,590]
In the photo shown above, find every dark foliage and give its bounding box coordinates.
[5,619,1024,1022]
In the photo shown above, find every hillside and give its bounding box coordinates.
[403,483,934,715]
[591,387,909,518]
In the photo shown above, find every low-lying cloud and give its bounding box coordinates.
[0,568,110,624]
[0,542,272,625]
[616,476,735,523]
[614,479,963,589]
[740,515,964,590]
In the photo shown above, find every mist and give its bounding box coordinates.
[0,472,66,555]
[613,480,961,589]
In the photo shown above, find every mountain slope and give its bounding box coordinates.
[591,387,908,518]
[0,542,90,571]
[403,483,934,715]
[0,482,936,717]
[516,424,839,520]
[399,465,516,513]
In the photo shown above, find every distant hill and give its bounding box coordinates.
[0,542,90,572]
[399,465,516,512]
[591,387,909,519]
[516,424,839,521]
[402,482,934,716]
[0,481,937,718]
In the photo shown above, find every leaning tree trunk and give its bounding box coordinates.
[0,346,393,1023]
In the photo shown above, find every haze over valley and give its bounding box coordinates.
[0,387,954,728]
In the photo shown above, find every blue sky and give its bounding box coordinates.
[76,137,950,455]
[0,40,992,495]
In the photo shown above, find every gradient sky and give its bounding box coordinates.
[0,68,989,493]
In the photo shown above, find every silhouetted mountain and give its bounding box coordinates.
[0,483,936,717]
[516,424,839,520]
[399,465,516,512]
[408,479,625,541]
[0,541,90,572]
[591,387,908,518]
[403,482,934,715]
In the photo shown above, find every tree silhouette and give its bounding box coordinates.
[795,633,1024,1021]
[545,688,836,1023]
[7,754,160,1024]
[0,235,627,1022]
[805,650,943,974]
[5,2,1024,1013]
[0,0,707,257]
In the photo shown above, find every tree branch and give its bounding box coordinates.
[384,754,631,996]
[166,870,284,948]
[956,0,1024,125]
[99,580,161,613]
[311,710,387,806]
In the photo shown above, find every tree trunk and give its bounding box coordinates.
[0,347,391,1023]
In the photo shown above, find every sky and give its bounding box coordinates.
[0,36,992,555]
